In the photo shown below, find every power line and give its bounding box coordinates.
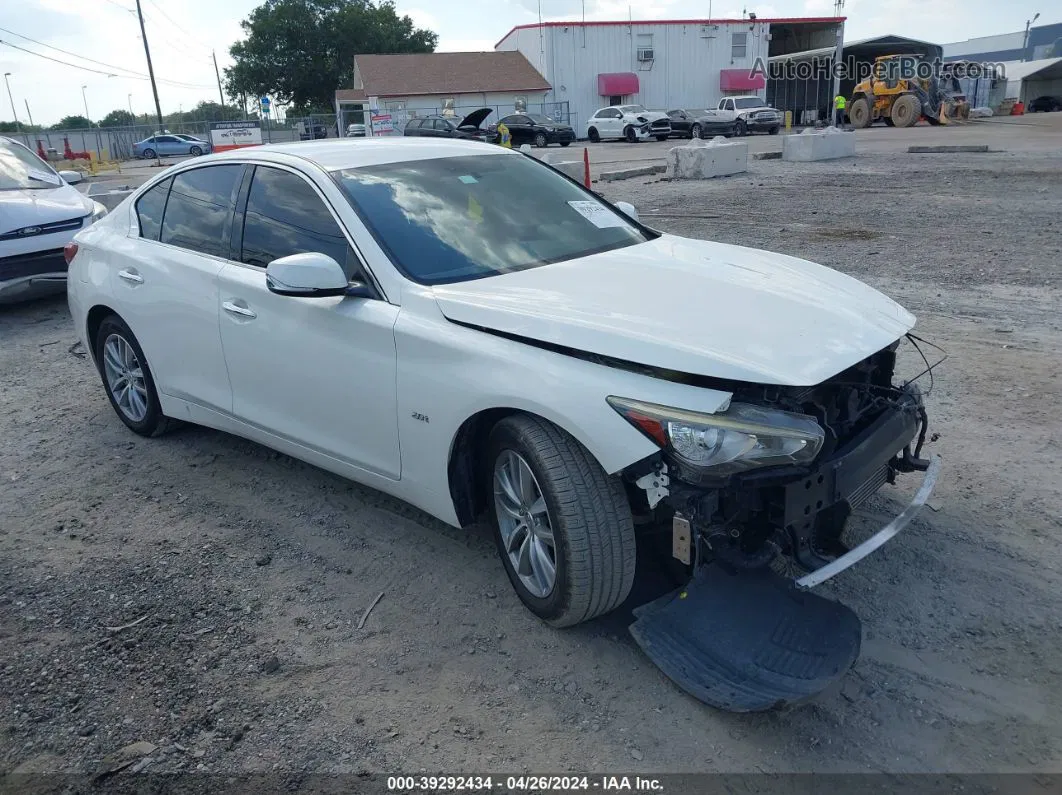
[0,30,215,89]
[143,0,213,53]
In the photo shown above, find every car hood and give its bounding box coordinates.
[459,108,493,129]
[431,234,915,387]
[623,109,668,122]
[0,184,92,235]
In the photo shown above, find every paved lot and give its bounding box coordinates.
[2,115,1061,783]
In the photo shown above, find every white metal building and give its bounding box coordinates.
[494,17,844,131]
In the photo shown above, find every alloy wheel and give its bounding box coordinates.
[493,450,557,598]
[103,333,149,423]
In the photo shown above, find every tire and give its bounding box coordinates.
[587,127,600,143]
[655,134,669,142]
[534,132,548,148]
[768,126,780,135]
[883,117,895,127]
[94,315,175,438]
[559,141,571,147]
[735,119,747,137]
[142,148,156,159]
[848,98,872,129]
[891,94,921,128]
[690,123,701,139]
[190,145,203,156]
[624,125,638,143]
[487,415,636,628]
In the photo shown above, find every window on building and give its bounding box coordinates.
[637,33,654,61]
[731,32,747,59]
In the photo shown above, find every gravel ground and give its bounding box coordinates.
[2,124,1061,788]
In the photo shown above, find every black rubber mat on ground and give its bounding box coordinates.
[629,563,861,712]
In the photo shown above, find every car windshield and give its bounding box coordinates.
[734,98,767,109]
[0,139,63,191]
[333,154,650,285]
[618,105,647,114]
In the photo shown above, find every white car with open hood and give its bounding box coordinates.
[67,137,940,712]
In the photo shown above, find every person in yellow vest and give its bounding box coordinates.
[833,94,847,128]
[496,121,511,148]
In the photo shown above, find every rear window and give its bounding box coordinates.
[159,165,242,258]
[135,177,172,240]
[333,154,651,285]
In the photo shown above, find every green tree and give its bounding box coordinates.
[225,0,437,110]
[51,115,94,130]
[100,109,135,127]
[0,121,43,133]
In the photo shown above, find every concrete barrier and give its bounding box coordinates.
[666,136,748,180]
[782,127,856,162]
[538,151,588,182]
[86,182,136,211]
[600,164,667,182]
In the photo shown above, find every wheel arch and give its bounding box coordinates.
[86,303,122,368]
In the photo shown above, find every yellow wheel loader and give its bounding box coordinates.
[848,55,965,129]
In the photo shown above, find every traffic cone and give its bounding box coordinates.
[583,147,591,189]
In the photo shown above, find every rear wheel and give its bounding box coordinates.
[487,415,636,627]
[534,132,548,148]
[94,315,174,437]
[690,123,702,139]
[891,94,921,128]
[142,148,156,159]
[625,125,638,143]
[655,134,669,142]
[768,126,780,135]
[587,127,600,143]
[848,98,872,129]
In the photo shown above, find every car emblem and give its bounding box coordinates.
[19,226,43,236]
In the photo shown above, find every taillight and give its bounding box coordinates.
[63,242,79,265]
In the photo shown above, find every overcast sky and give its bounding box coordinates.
[0,0,1055,126]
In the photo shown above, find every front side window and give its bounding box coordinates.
[159,165,242,258]
[135,177,172,240]
[241,166,358,277]
[333,153,652,286]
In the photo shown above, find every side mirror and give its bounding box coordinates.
[614,201,639,223]
[266,252,349,298]
[59,170,83,185]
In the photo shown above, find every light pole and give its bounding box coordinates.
[1023,13,1040,62]
[128,93,134,119]
[3,72,20,136]
[81,84,91,124]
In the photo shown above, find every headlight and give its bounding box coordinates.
[608,396,824,475]
[90,201,108,223]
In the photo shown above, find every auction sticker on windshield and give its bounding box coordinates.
[567,200,626,229]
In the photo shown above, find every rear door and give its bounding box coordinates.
[110,164,243,412]
[216,164,401,478]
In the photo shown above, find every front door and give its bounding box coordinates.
[217,164,401,479]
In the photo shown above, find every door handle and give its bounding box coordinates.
[222,300,257,319]
[117,269,144,284]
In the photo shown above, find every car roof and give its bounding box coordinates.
[201,137,511,171]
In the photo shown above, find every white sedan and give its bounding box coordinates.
[68,138,939,711]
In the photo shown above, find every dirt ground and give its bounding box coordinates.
[2,119,1061,785]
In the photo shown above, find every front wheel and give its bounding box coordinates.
[625,125,638,143]
[768,126,780,135]
[559,141,571,147]
[189,145,203,156]
[94,315,175,437]
[487,415,636,627]
[690,123,702,139]
[534,132,548,148]
[587,127,600,143]
[655,134,669,142]
[735,120,747,137]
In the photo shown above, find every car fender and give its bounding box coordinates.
[392,286,732,526]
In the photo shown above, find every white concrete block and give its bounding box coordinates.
[781,127,856,161]
[546,160,586,182]
[666,136,748,180]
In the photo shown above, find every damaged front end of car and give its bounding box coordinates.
[612,338,942,711]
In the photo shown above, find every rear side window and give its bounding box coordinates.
[135,177,172,241]
[160,165,242,258]
[240,166,358,276]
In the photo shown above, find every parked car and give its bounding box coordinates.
[665,108,738,139]
[711,96,783,135]
[491,113,575,147]
[584,105,671,142]
[403,109,493,142]
[67,138,939,712]
[172,134,210,145]
[1028,95,1062,112]
[346,123,367,137]
[132,134,211,159]
[0,136,107,304]
[298,121,328,141]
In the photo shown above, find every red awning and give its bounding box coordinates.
[719,69,765,91]
[597,72,639,96]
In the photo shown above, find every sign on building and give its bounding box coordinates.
[209,120,263,152]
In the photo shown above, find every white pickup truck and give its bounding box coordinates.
[712,96,783,136]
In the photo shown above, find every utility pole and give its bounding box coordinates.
[212,50,226,109]
[24,99,34,128]
[135,0,164,166]
[1023,13,1040,62]
[128,93,134,118]
[4,72,21,135]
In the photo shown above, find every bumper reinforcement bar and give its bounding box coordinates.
[795,455,941,590]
